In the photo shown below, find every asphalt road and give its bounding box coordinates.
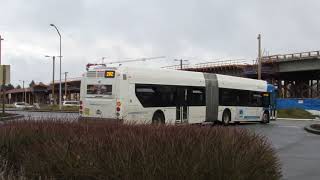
[4,111,320,179]
[241,120,320,180]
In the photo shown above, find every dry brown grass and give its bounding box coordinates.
[0,119,281,180]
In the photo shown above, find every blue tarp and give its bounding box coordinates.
[277,98,320,110]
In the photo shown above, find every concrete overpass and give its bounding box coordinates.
[173,50,320,99]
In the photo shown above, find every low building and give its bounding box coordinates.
[4,78,81,105]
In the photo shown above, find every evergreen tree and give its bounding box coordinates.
[29,80,35,87]
[6,84,14,90]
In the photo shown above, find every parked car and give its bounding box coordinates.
[62,101,80,107]
[14,102,34,109]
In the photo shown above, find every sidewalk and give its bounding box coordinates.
[277,118,319,121]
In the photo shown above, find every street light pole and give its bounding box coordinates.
[45,55,55,104]
[50,24,62,110]
[64,72,68,101]
[19,80,25,103]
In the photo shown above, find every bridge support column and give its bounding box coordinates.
[284,81,288,98]
[316,80,319,97]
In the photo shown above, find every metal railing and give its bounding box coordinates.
[262,50,320,62]
[163,59,251,70]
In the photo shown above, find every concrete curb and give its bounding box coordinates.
[304,125,320,135]
[0,114,24,121]
[25,110,78,114]
[5,109,78,114]
[277,118,318,121]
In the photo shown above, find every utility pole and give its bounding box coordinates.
[22,80,26,103]
[24,81,26,103]
[64,72,68,101]
[0,35,4,113]
[45,55,55,104]
[257,34,262,80]
[174,59,189,70]
[0,35,3,65]
[2,67,5,114]
[102,57,106,64]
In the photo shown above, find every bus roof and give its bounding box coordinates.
[216,74,267,92]
[123,66,205,87]
[85,66,267,92]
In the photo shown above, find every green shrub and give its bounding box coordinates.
[39,105,79,112]
[5,104,15,108]
[0,113,13,118]
[0,120,282,180]
[278,108,315,119]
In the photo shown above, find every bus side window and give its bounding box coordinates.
[156,85,176,107]
[135,84,177,107]
[250,92,262,107]
[187,88,206,106]
[135,85,156,107]
[237,90,250,106]
[219,88,237,106]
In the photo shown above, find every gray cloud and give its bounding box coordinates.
[1,0,320,85]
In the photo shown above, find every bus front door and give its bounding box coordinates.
[176,88,189,124]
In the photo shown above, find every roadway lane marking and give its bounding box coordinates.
[277,125,301,129]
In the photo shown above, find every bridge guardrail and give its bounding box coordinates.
[262,50,320,62]
[163,59,251,70]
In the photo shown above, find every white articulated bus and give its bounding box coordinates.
[80,66,271,125]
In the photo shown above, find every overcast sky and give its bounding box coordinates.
[1,0,320,86]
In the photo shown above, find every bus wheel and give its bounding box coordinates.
[222,110,231,126]
[152,111,165,124]
[261,112,270,124]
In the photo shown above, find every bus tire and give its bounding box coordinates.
[222,109,231,126]
[152,111,165,124]
[261,111,270,124]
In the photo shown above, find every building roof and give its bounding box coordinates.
[6,88,32,94]
[4,78,80,95]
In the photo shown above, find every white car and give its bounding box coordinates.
[14,102,34,109]
[62,101,80,107]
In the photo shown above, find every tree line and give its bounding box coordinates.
[1,80,36,91]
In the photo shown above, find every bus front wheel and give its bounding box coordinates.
[261,112,270,124]
[222,110,231,126]
[152,111,165,124]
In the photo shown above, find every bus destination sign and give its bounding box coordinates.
[105,71,115,78]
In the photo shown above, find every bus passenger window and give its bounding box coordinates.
[251,93,262,107]
[188,88,205,106]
